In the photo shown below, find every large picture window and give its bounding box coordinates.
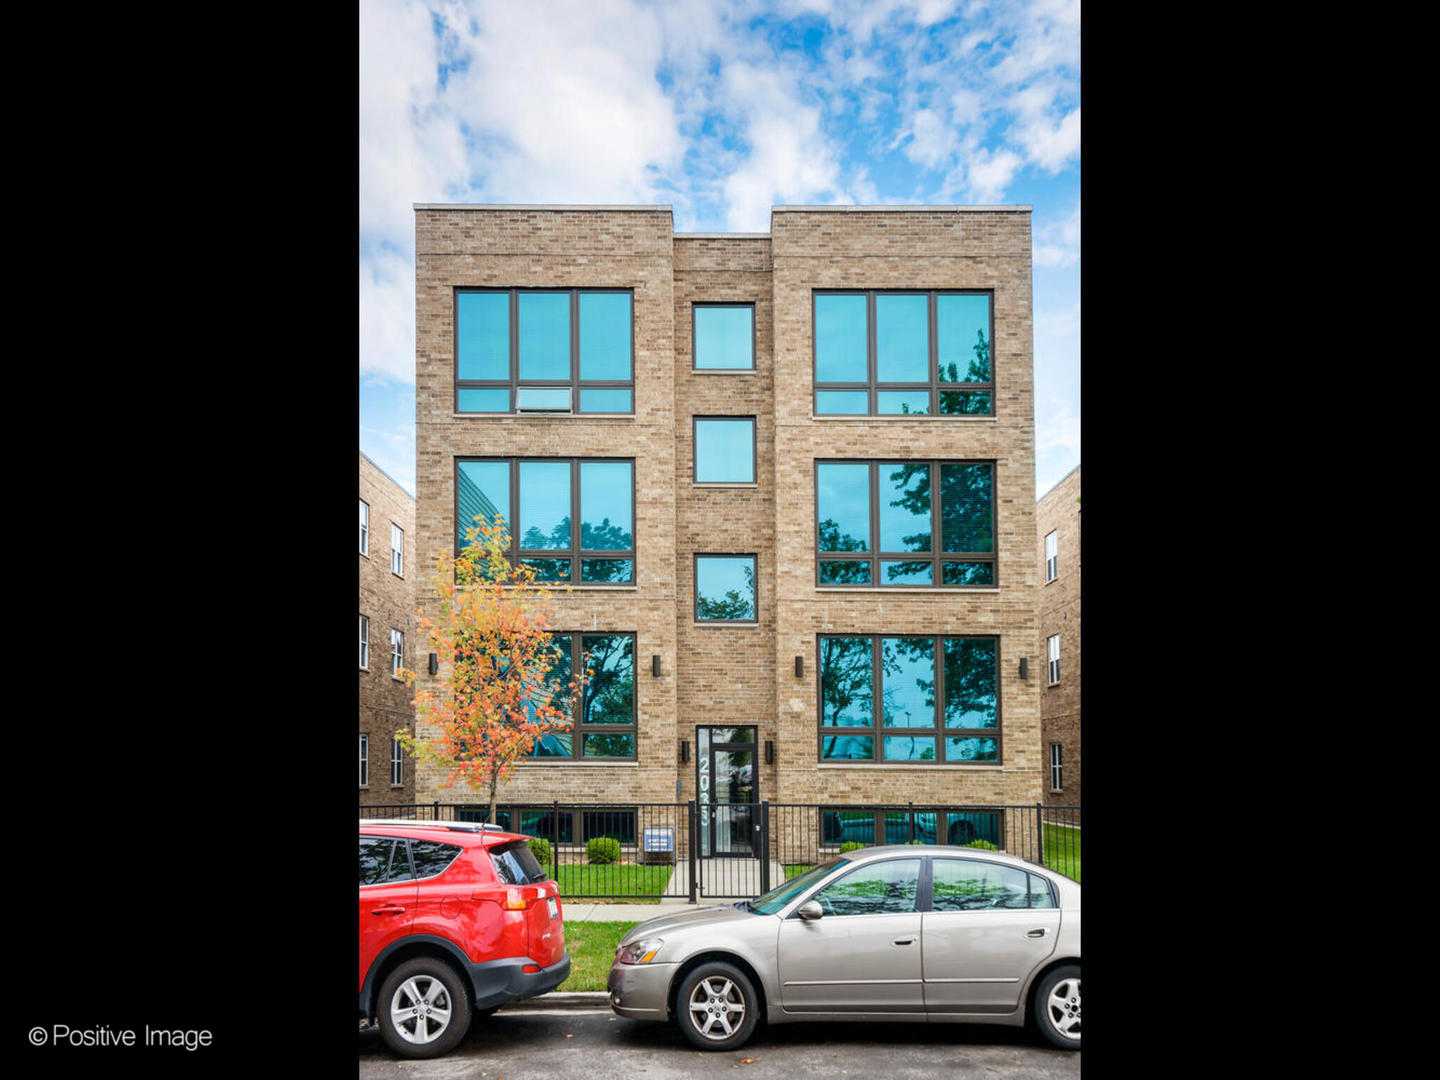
[816,460,995,586]
[526,632,637,761]
[455,458,635,584]
[813,290,994,416]
[455,288,634,414]
[818,634,1000,765]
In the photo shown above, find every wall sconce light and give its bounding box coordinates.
[1018,657,1028,680]
[795,656,804,677]
[765,740,774,764]
[652,654,661,677]
[428,653,439,676]
[679,740,690,763]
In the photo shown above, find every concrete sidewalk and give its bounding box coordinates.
[560,899,726,923]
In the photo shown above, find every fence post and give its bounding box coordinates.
[552,800,560,883]
[908,801,915,844]
[760,801,771,894]
[1035,803,1044,865]
[432,800,440,821]
[688,799,698,904]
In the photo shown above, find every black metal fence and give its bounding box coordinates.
[360,801,1081,900]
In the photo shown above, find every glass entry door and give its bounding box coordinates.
[697,726,757,857]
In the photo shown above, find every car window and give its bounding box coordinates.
[359,837,395,885]
[1028,873,1057,909]
[410,840,462,879]
[491,840,548,884]
[931,858,1029,910]
[750,857,847,914]
[812,858,920,916]
[387,840,415,882]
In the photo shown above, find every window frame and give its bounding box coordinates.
[454,457,637,586]
[814,459,997,588]
[812,289,995,417]
[524,631,639,762]
[359,499,369,556]
[692,416,757,484]
[391,628,404,679]
[1050,742,1063,792]
[691,302,757,372]
[391,523,404,577]
[453,287,635,415]
[1044,529,1058,582]
[358,733,369,788]
[816,633,1003,766]
[359,614,369,670]
[693,553,759,624]
[391,737,404,787]
[1048,634,1060,685]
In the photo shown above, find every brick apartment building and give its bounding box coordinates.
[359,451,416,805]
[1037,463,1080,808]
[410,204,1043,853]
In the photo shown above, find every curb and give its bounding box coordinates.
[502,992,610,1011]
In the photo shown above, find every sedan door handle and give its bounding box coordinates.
[371,906,406,915]
[1026,928,1047,938]
[893,937,916,946]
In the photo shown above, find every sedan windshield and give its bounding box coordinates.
[748,857,848,915]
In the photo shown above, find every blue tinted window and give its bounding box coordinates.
[881,637,934,727]
[694,418,755,482]
[945,737,998,762]
[820,636,873,727]
[875,294,928,382]
[817,464,870,552]
[815,295,867,382]
[581,634,634,725]
[881,560,933,584]
[457,292,509,381]
[878,464,930,553]
[937,294,991,383]
[579,388,631,413]
[816,390,869,414]
[694,306,754,370]
[580,461,632,550]
[883,736,936,761]
[457,388,509,413]
[696,555,756,621]
[517,293,570,380]
[579,293,631,380]
[516,387,571,411]
[941,464,993,553]
[877,391,930,415]
[943,638,997,728]
[518,462,570,550]
[581,558,633,583]
[456,461,510,546]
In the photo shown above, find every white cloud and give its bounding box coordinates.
[360,247,416,384]
[1033,198,1080,268]
[964,147,1023,202]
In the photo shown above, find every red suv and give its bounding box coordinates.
[359,820,570,1058]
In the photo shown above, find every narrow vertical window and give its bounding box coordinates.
[392,629,404,678]
[1045,530,1058,582]
[391,739,403,787]
[359,615,369,669]
[359,734,369,787]
[1050,743,1063,791]
[359,499,369,555]
[1047,634,1060,685]
[391,524,404,577]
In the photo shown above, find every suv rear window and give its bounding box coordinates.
[410,840,462,879]
[490,840,548,884]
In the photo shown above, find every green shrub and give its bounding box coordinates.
[906,840,927,845]
[528,837,552,865]
[838,841,866,854]
[587,836,622,865]
[964,839,998,851]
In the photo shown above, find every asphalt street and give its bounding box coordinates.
[357,1006,1082,1079]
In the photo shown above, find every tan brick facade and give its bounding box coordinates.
[1037,464,1081,807]
[359,451,417,805]
[412,206,1043,836]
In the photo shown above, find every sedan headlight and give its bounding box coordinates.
[616,938,664,964]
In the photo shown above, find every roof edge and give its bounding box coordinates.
[1036,462,1081,503]
[771,204,1032,213]
[359,450,416,502]
[413,203,673,212]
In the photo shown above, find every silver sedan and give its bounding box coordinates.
[607,845,1080,1052]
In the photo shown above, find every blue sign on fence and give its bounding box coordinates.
[642,826,674,853]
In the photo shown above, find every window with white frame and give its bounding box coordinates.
[1050,742,1063,791]
[391,738,403,786]
[359,733,369,787]
[360,499,370,555]
[1047,634,1060,684]
[359,615,369,669]
[391,523,404,576]
[391,629,404,678]
[1045,530,1057,582]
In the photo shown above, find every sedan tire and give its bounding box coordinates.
[377,958,472,1059]
[675,962,759,1052]
[1033,964,1081,1050]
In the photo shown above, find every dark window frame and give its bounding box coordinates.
[812,289,996,416]
[453,287,636,415]
[526,631,638,762]
[692,415,758,484]
[693,553,759,624]
[691,302,757,372]
[816,633,1003,766]
[454,457,637,586]
[814,459,997,588]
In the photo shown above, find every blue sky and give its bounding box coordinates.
[360,0,1079,498]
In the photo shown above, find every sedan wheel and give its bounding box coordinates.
[376,958,472,1058]
[1034,964,1081,1050]
[676,962,759,1051]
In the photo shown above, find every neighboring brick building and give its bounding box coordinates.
[412,204,1043,852]
[359,451,416,806]
[1037,463,1080,808]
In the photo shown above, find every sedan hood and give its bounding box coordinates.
[619,904,759,944]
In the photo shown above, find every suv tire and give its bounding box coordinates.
[377,957,472,1058]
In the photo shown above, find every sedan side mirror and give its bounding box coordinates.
[797,900,823,920]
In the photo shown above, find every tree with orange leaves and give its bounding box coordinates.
[396,519,584,825]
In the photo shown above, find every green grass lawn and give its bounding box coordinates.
[552,920,640,992]
[553,863,674,902]
[783,864,814,880]
[1042,824,1081,883]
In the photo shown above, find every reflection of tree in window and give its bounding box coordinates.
[581,635,633,725]
[880,637,934,727]
[697,561,755,620]
[943,639,997,728]
[820,637,872,726]
[938,331,992,415]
